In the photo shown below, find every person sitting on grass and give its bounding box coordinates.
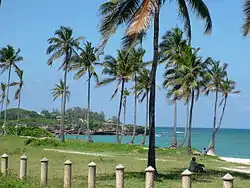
[188,157,205,173]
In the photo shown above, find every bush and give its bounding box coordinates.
[24,138,62,147]
[6,126,53,138]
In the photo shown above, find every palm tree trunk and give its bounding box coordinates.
[123,97,126,125]
[117,79,125,144]
[215,96,227,136]
[178,102,189,148]
[17,92,21,124]
[0,101,3,120]
[130,75,137,144]
[60,51,71,142]
[171,101,177,147]
[141,91,149,145]
[147,0,160,173]
[3,66,12,134]
[210,90,218,154]
[87,70,93,142]
[187,90,195,154]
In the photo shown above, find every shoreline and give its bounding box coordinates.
[220,157,250,165]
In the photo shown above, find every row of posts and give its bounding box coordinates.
[0,153,234,188]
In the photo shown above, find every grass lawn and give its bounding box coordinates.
[0,136,249,187]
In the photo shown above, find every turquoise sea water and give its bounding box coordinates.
[65,127,250,159]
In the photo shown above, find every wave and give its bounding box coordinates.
[176,131,184,134]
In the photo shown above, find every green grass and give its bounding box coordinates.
[0,136,249,187]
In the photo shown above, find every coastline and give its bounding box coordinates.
[220,157,250,165]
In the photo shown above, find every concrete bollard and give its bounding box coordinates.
[1,153,8,176]
[181,169,192,188]
[116,164,125,188]
[40,157,49,187]
[20,155,28,180]
[64,160,72,188]
[88,162,96,188]
[145,166,155,188]
[223,173,234,188]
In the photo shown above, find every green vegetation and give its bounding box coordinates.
[0,136,249,188]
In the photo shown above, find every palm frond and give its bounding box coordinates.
[243,0,250,35]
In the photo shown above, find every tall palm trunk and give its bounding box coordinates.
[178,102,189,148]
[210,90,218,154]
[187,90,195,154]
[130,75,137,144]
[215,96,227,137]
[141,91,149,145]
[117,79,125,144]
[60,51,71,142]
[0,101,3,120]
[16,92,21,124]
[123,96,127,125]
[148,0,160,173]
[171,101,177,147]
[3,66,12,134]
[87,70,93,142]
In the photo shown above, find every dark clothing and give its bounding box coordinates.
[188,160,205,173]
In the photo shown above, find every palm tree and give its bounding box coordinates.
[123,88,130,126]
[160,27,187,148]
[243,0,250,36]
[99,0,212,171]
[99,50,134,143]
[69,41,99,143]
[46,26,83,142]
[133,68,151,145]
[165,46,210,153]
[51,79,71,109]
[0,45,23,134]
[129,47,146,144]
[204,60,227,155]
[9,68,24,124]
[0,83,7,120]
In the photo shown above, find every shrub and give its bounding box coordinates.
[24,138,62,147]
[6,126,53,138]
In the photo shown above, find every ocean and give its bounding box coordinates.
[65,127,250,159]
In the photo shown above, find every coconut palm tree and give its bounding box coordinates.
[0,45,23,134]
[69,41,99,143]
[9,68,24,124]
[129,47,146,144]
[51,79,70,106]
[166,46,210,153]
[99,0,212,171]
[160,27,187,148]
[99,50,134,143]
[204,60,227,155]
[0,83,7,120]
[123,88,130,126]
[132,68,151,145]
[243,0,250,36]
[46,26,83,142]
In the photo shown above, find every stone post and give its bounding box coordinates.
[145,166,155,188]
[181,169,192,188]
[40,157,49,187]
[223,173,234,188]
[88,162,96,188]
[64,160,72,188]
[116,164,125,188]
[20,155,27,180]
[1,153,8,176]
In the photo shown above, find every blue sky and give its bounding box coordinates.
[0,0,249,129]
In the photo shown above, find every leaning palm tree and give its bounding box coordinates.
[129,47,146,144]
[69,41,99,143]
[166,46,210,153]
[98,50,134,143]
[9,68,24,124]
[51,79,71,108]
[0,83,7,120]
[204,60,227,155]
[46,26,83,142]
[0,45,23,134]
[133,68,151,145]
[99,0,212,171]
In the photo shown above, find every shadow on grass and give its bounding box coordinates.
[97,168,250,183]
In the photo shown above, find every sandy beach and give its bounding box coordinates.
[220,157,250,165]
